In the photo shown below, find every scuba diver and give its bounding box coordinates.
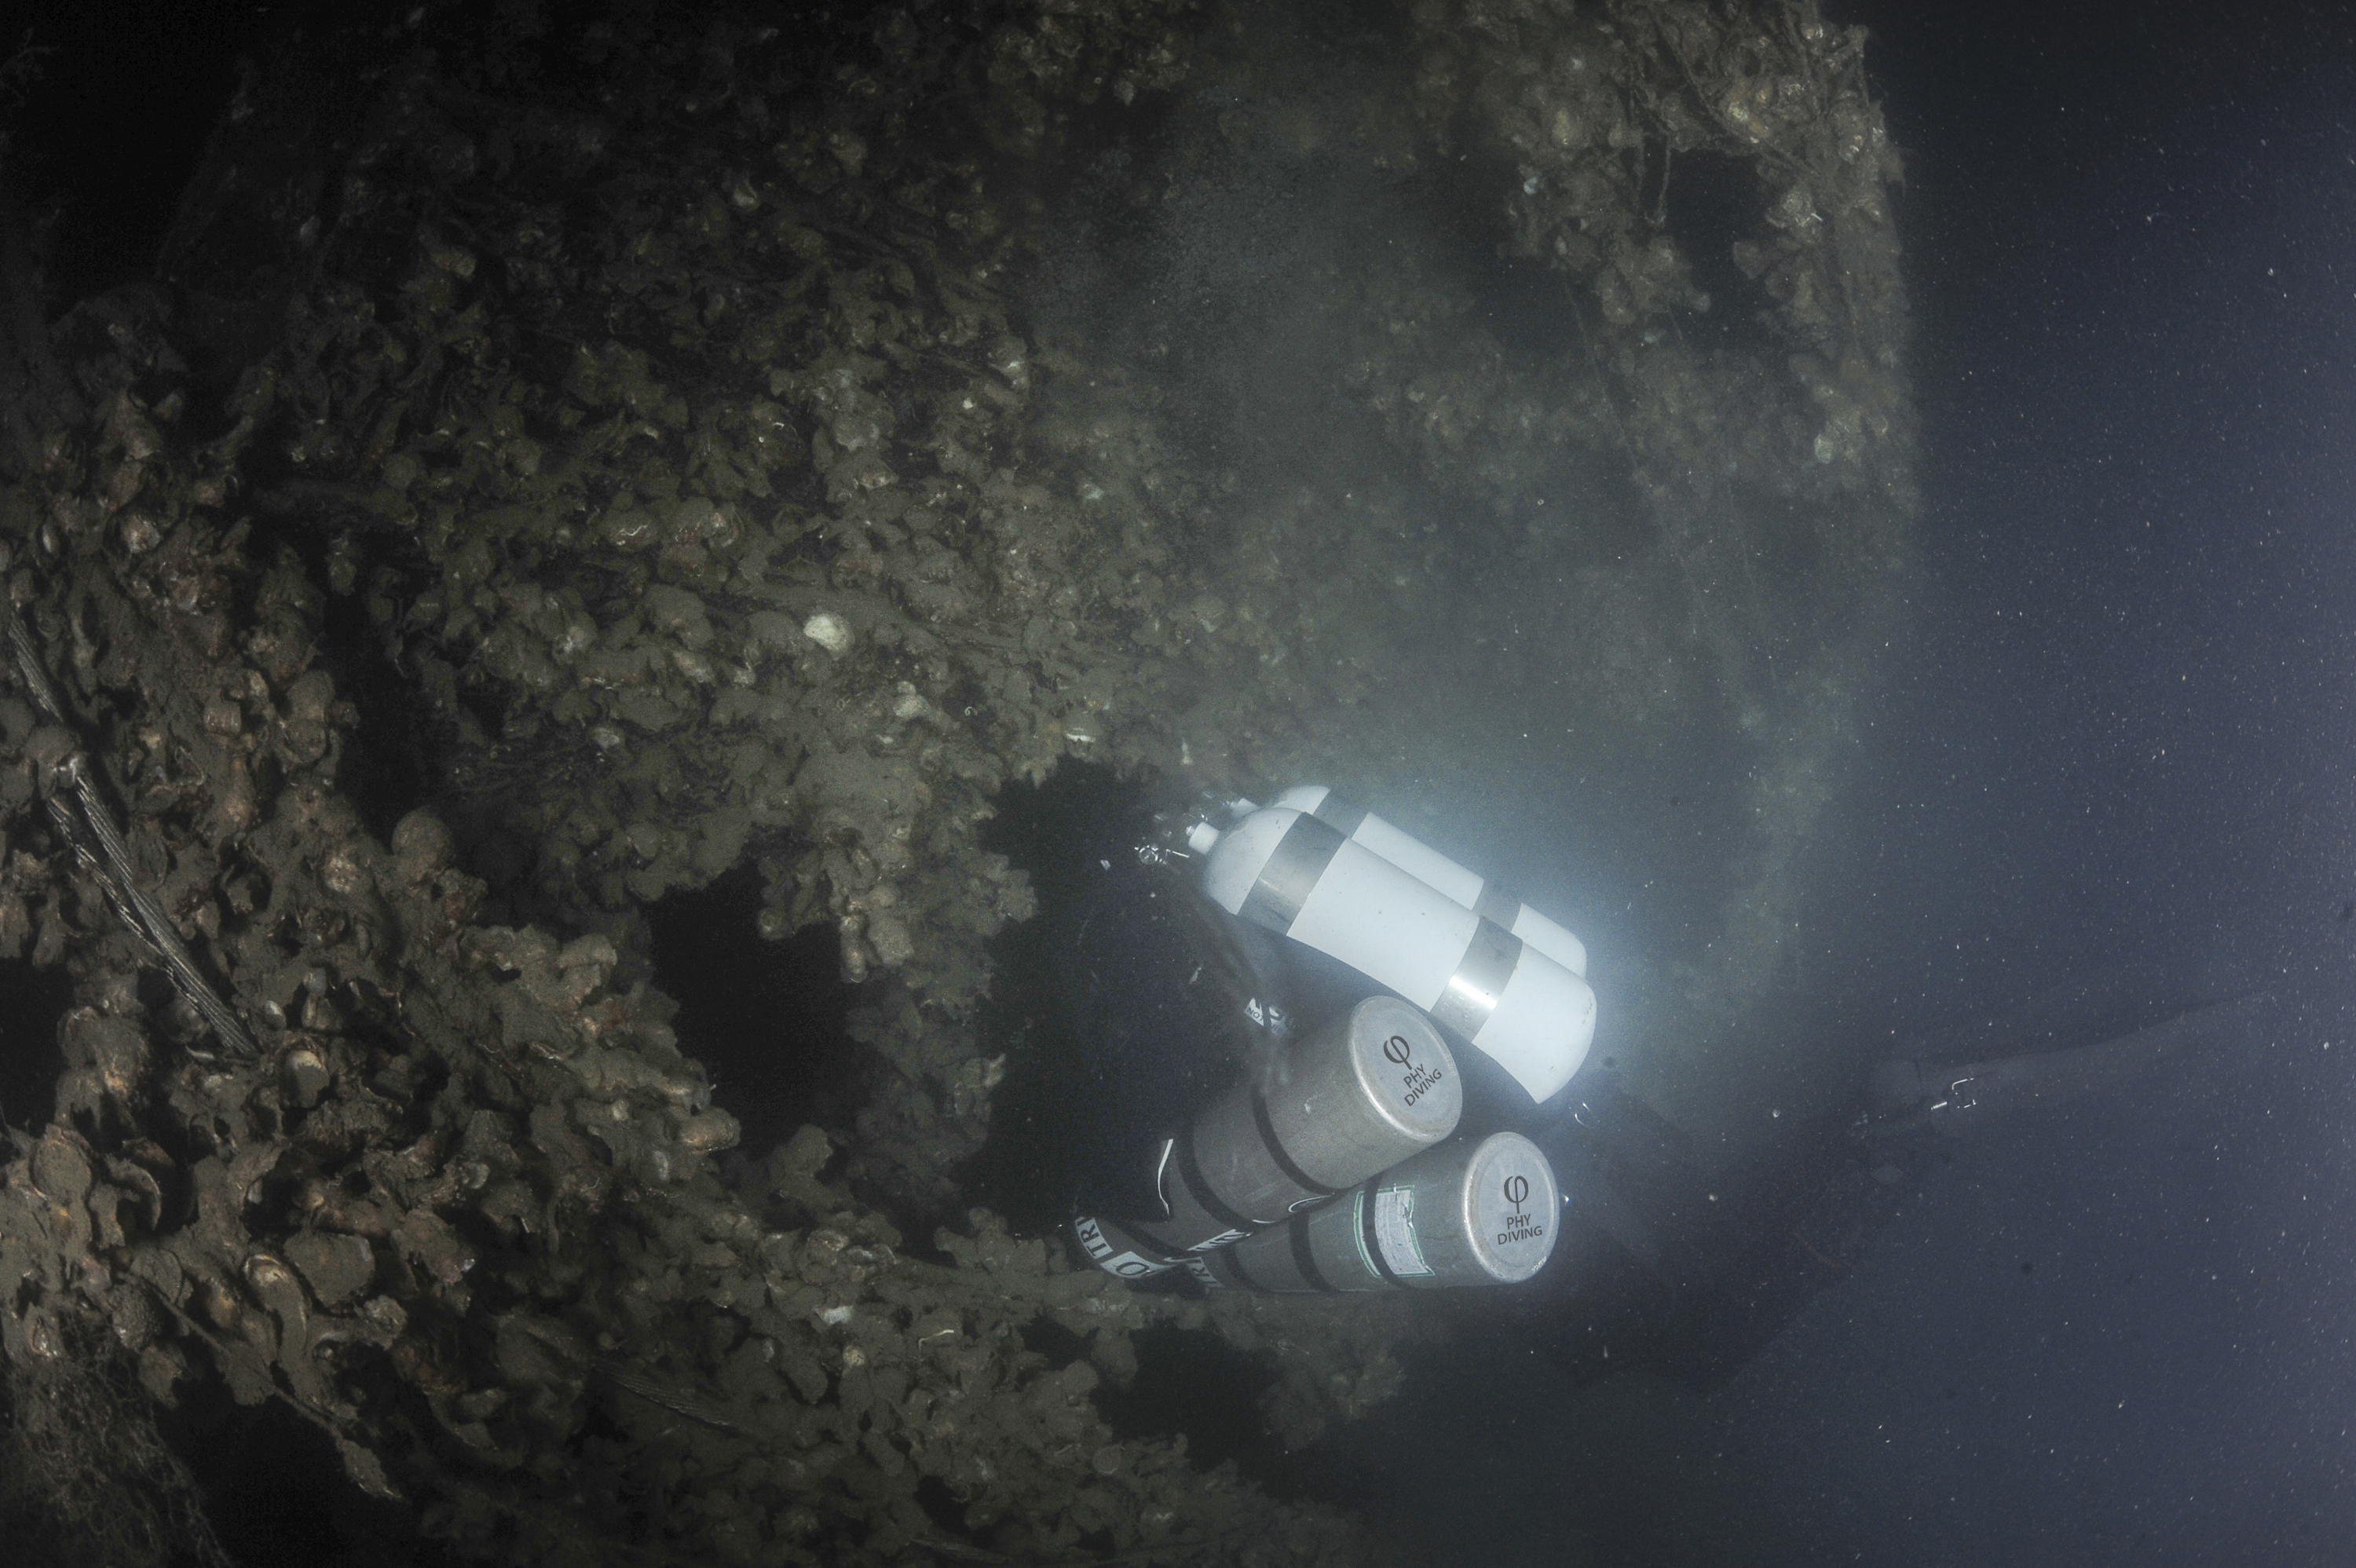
[1011,780,1596,1294]
[986,773,2268,1388]
[980,777,1602,1290]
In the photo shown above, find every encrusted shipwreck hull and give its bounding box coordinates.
[0,2,1910,1563]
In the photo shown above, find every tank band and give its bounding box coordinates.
[1358,1186,1408,1289]
[1290,1214,1336,1292]
[1171,1124,1257,1236]
[1238,812,1344,932]
[1472,879,1520,931]
[1306,793,1368,837]
[1250,1088,1341,1201]
[1224,1243,1261,1292]
[1429,917,1523,1041]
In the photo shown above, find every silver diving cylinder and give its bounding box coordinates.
[1072,996,1462,1281]
[1187,807,1597,1104]
[1269,785,1588,977]
[1187,1131,1560,1293]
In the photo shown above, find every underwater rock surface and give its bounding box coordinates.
[0,0,1910,1562]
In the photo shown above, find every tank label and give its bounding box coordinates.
[1385,1031,1450,1109]
[1466,1140,1557,1281]
[1074,1215,1170,1278]
[1371,1186,1434,1277]
[1483,1172,1547,1246]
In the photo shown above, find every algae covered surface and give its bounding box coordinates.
[0,2,1911,1563]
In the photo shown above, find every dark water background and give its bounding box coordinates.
[1345,2,2356,1563]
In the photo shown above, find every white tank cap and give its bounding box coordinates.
[1187,821,1224,854]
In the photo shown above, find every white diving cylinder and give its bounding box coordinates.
[1187,806,1596,1104]
[1071,997,1462,1281]
[1189,1131,1560,1292]
[1269,785,1587,977]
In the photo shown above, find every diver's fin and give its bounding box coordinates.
[1886,990,2270,1131]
